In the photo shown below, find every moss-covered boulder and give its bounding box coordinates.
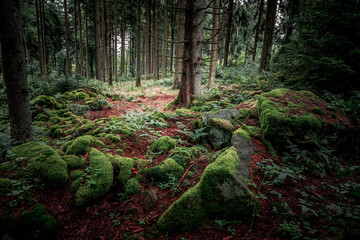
[65,135,102,156]
[257,88,345,145]
[124,178,141,196]
[146,136,177,155]
[0,178,14,193]
[30,95,64,110]
[12,142,68,185]
[111,156,135,185]
[70,170,84,180]
[75,148,113,207]
[157,147,257,233]
[62,155,85,169]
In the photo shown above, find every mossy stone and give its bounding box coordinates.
[105,134,121,143]
[62,155,85,169]
[70,170,84,180]
[0,178,14,193]
[147,136,176,155]
[124,178,141,196]
[12,142,68,185]
[112,156,135,185]
[30,95,64,110]
[65,135,94,156]
[149,158,184,182]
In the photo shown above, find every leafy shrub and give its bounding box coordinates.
[67,104,90,116]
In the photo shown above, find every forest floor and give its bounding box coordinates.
[1,83,359,240]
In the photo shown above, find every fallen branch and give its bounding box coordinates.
[171,161,194,198]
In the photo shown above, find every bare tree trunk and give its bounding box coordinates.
[85,10,90,79]
[0,0,34,142]
[121,0,125,76]
[78,0,84,76]
[64,0,71,76]
[218,0,224,67]
[208,0,219,89]
[74,0,79,74]
[136,0,141,87]
[36,0,44,75]
[145,0,150,79]
[173,0,185,89]
[161,0,168,79]
[153,0,160,79]
[223,0,233,69]
[169,0,175,74]
[107,0,113,86]
[113,0,118,82]
[259,0,277,72]
[177,0,204,108]
[234,27,239,57]
[40,0,47,74]
[101,0,106,80]
[95,0,103,81]
[285,0,299,43]
[252,0,264,61]
[142,30,145,75]
[151,0,155,75]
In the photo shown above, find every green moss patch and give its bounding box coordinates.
[124,178,141,196]
[65,135,98,156]
[30,95,64,110]
[74,148,113,207]
[111,156,135,185]
[12,142,68,185]
[62,155,85,169]
[147,136,177,155]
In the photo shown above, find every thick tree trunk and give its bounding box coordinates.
[252,0,264,61]
[78,0,84,76]
[145,0,150,79]
[161,0,168,79]
[101,0,107,80]
[0,0,34,143]
[94,0,103,81]
[177,0,204,108]
[223,0,233,69]
[113,0,118,82]
[173,0,185,89]
[136,0,141,87]
[153,0,160,79]
[85,10,90,79]
[121,0,125,76]
[107,0,113,86]
[74,0,79,74]
[208,0,219,89]
[64,0,71,76]
[258,0,277,72]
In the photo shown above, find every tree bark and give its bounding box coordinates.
[177,0,204,108]
[113,0,118,82]
[208,0,219,89]
[74,0,79,74]
[94,0,103,81]
[153,0,160,79]
[169,0,175,73]
[107,0,113,86]
[145,0,150,79]
[136,0,141,87]
[223,0,233,69]
[285,0,299,43]
[252,0,264,61]
[161,0,168,79]
[173,0,185,89]
[121,0,125,76]
[78,0,84,76]
[85,10,90,79]
[40,0,47,74]
[64,0,71,76]
[36,0,44,75]
[258,0,277,72]
[0,0,34,143]
[101,0,107,80]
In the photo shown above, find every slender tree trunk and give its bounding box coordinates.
[234,27,239,57]
[151,0,155,75]
[74,0,79,74]
[169,0,175,73]
[153,0,160,79]
[136,0,141,87]
[121,0,125,76]
[40,0,47,74]
[285,0,299,43]
[94,0,103,81]
[36,0,44,75]
[85,10,90,79]
[259,0,277,72]
[78,0,84,76]
[113,0,118,82]
[173,0,185,89]
[107,0,113,86]
[252,0,264,61]
[208,0,219,89]
[161,0,168,79]
[223,0,233,69]
[64,0,71,76]
[218,0,224,67]
[142,30,145,75]
[145,0,150,79]
[177,0,204,108]
[0,0,34,142]
[101,0,107,80]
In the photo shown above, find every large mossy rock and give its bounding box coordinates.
[157,147,257,233]
[64,135,104,156]
[200,109,240,149]
[257,88,344,145]
[74,148,113,207]
[12,142,68,185]
[146,136,177,155]
[30,95,64,110]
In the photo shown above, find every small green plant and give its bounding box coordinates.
[278,220,302,240]
[67,104,90,116]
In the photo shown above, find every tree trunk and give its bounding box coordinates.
[64,0,71,76]
[252,0,264,61]
[208,0,219,89]
[113,0,118,82]
[101,0,107,80]
[218,0,224,67]
[177,0,204,108]
[173,0,185,89]
[161,0,168,79]
[285,0,299,42]
[74,0,79,74]
[153,0,160,79]
[152,0,155,75]
[107,0,113,86]
[121,0,125,76]
[136,0,141,87]
[0,0,34,143]
[145,0,150,79]
[85,10,90,79]
[94,0,103,81]
[258,0,277,72]
[223,0,233,69]
[36,0,44,75]
[169,0,175,74]
[78,0,84,76]
[40,0,47,74]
